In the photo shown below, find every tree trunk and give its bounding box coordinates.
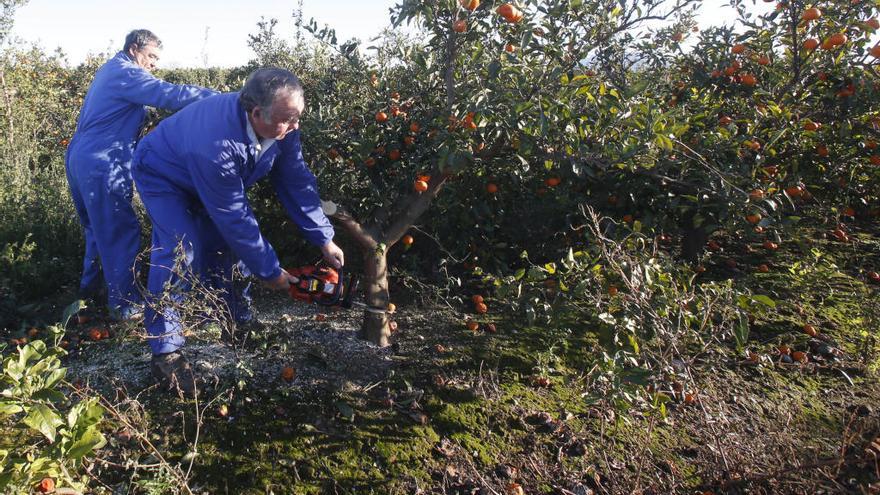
[358,247,390,347]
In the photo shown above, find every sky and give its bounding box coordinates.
[9,0,739,68]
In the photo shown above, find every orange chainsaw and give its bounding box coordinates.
[286,261,365,310]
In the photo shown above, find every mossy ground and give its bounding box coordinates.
[2,219,879,494]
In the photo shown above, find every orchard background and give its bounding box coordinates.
[1,0,879,493]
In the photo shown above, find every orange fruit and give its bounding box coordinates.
[364,157,376,167]
[870,155,880,165]
[731,43,746,54]
[486,182,498,194]
[414,180,429,192]
[375,111,388,123]
[865,139,877,149]
[829,33,847,46]
[37,477,55,494]
[472,295,484,304]
[763,240,778,250]
[608,286,619,296]
[403,136,415,146]
[409,122,420,133]
[88,328,103,341]
[843,207,855,217]
[778,344,791,355]
[453,19,467,33]
[496,3,523,23]
[388,149,401,161]
[719,115,733,125]
[672,32,685,42]
[402,235,414,246]
[327,148,339,159]
[801,7,821,21]
[802,121,820,131]
[740,73,757,86]
[707,239,721,251]
[816,144,828,157]
[387,303,396,313]
[871,45,880,57]
[622,214,633,223]
[802,324,817,337]
[475,301,488,314]
[757,264,770,273]
[792,351,808,363]
[545,177,561,187]
[785,185,803,197]
[505,43,515,53]
[466,320,479,332]
[867,18,880,29]
[459,0,479,11]
[281,366,296,382]
[803,38,819,50]
[749,189,765,201]
[757,55,770,65]
[746,213,762,225]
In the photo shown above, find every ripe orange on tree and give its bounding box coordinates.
[88,327,103,341]
[545,177,561,187]
[763,240,778,250]
[472,294,484,304]
[740,73,757,86]
[866,17,880,29]
[719,115,733,125]
[816,144,829,157]
[871,45,880,58]
[757,55,770,65]
[829,33,847,46]
[731,43,746,54]
[785,185,803,198]
[466,319,479,332]
[414,180,429,192]
[281,366,296,382]
[403,136,415,146]
[608,286,619,296]
[801,7,821,21]
[757,264,770,273]
[505,43,515,53]
[746,213,762,224]
[459,0,479,11]
[375,111,388,123]
[364,157,376,167]
[475,301,488,314]
[486,182,498,194]
[409,122,420,133]
[803,38,819,50]
[402,235,414,246]
[388,149,401,161]
[749,189,765,201]
[792,351,808,363]
[870,155,880,165]
[453,19,467,33]
[496,3,523,23]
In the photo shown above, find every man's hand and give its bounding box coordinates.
[265,269,296,291]
[321,240,345,269]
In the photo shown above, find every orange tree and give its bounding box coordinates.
[239,0,703,345]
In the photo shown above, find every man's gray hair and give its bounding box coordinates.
[123,29,162,52]
[239,68,304,114]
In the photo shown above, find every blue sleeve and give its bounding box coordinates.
[117,66,218,111]
[187,143,282,280]
[270,131,335,247]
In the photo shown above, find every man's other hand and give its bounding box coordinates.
[265,269,296,291]
[321,241,345,269]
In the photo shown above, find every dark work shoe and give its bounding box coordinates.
[151,351,197,399]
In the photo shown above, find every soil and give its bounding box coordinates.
[3,221,880,494]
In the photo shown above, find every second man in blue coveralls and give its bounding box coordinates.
[132,68,344,397]
[65,29,217,321]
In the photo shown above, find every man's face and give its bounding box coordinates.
[129,42,160,72]
[250,90,304,141]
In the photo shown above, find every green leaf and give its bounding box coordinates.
[734,312,749,351]
[67,427,106,460]
[23,404,63,443]
[0,402,23,415]
[513,268,526,280]
[751,295,776,308]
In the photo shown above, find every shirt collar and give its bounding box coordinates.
[245,115,276,160]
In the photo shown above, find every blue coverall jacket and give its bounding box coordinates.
[65,50,216,318]
[132,92,335,355]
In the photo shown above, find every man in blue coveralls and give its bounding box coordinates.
[132,68,344,397]
[65,29,217,321]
